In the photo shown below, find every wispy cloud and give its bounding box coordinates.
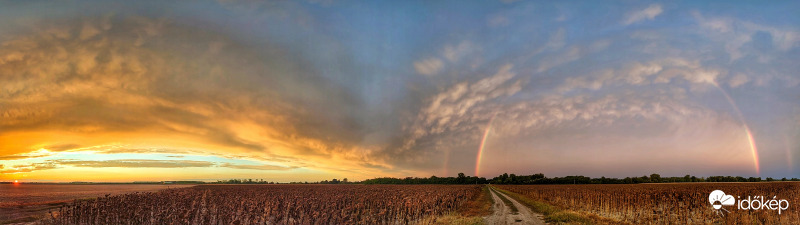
[537,40,610,73]
[54,159,215,168]
[218,163,298,170]
[0,149,56,160]
[623,4,663,25]
[692,11,800,61]
[558,58,723,93]
[0,162,58,174]
[443,41,476,63]
[413,58,443,76]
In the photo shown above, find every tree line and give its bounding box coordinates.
[212,178,354,184]
[487,173,800,184]
[361,173,488,184]
[205,173,800,185]
[360,173,800,185]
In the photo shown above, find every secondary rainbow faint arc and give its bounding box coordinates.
[475,114,497,177]
[473,83,761,177]
[712,82,760,176]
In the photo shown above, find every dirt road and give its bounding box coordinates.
[484,186,546,225]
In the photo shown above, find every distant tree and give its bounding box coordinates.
[650,174,661,183]
[457,173,466,184]
[500,173,509,184]
[623,177,633,184]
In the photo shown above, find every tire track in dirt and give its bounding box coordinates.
[484,186,545,225]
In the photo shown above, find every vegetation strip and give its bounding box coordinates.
[430,185,493,225]
[462,185,493,217]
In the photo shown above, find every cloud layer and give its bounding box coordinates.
[1,1,798,181]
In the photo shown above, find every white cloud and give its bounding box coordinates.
[537,40,610,73]
[413,57,443,76]
[728,73,750,88]
[692,11,732,33]
[530,28,567,57]
[413,41,479,76]
[693,11,800,61]
[404,64,520,149]
[623,61,663,85]
[490,89,715,137]
[623,4,663,25]
[557,58,723,93]
[742,22,800,51]
[537,46,581,73]
[443,41,475,62]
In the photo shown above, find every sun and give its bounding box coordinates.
[14,180,18,184]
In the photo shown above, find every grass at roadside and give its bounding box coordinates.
[427,212,484,225]
[459,185,493,217]
[431,185,493,225]
[491,186,621,225]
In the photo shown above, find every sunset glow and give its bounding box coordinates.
[1,1,798,182]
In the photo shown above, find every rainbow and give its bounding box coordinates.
[472,83,762,177]
[713,82,760,175]
[783,135,793,173]
[474,115,496,177]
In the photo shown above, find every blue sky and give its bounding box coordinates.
[0,0,798,181]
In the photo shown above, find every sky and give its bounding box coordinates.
[0,0,798,182]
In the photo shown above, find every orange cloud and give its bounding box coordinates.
[0,15,402,181]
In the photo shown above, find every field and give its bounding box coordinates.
[0,184,193,224]
[5,182,800,224]
[494,182,800,224]
[46,184,483,225]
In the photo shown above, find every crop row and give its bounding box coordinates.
[496,182,800,224]
[46,184,481,225]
